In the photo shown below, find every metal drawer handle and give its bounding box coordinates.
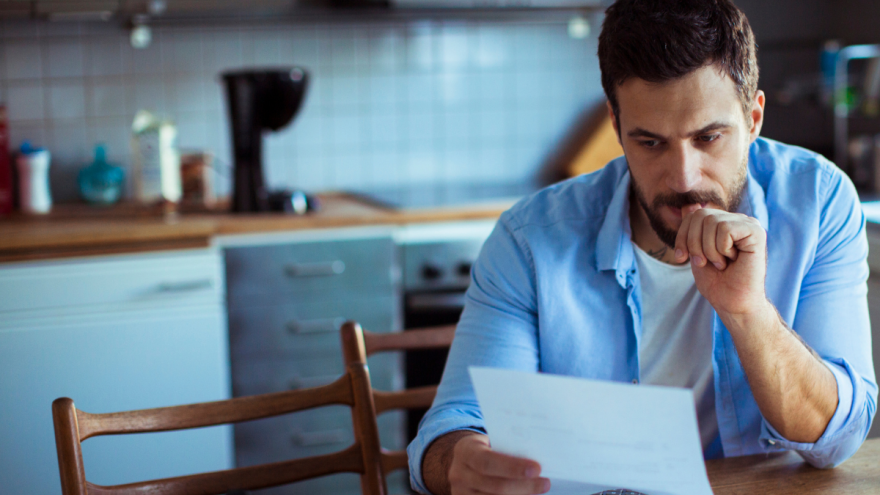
[407,293,466,311]
[291,428,347,447]
[284,261,345,278]
[157,279,214,292]
[288,373,341,390]
[286,317,346,334]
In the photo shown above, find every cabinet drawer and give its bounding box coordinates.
[233,410,405,495]
[234,408,359,495]
[228,295,397,358]
[0,249,223,315]
[225,237,397,306]
[232,353,402,397]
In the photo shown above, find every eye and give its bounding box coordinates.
[699,133,720,143]
[639,139,661,148]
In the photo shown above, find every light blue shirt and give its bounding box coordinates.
[407,137,878,494]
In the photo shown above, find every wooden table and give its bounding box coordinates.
[706,438,880,493]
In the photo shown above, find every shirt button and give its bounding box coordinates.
[632,379,639,384]
[768,439,776,445]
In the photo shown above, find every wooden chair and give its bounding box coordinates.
[340,321,456,483]
[52,361,385,495]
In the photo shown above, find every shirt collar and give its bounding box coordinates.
[595,155,769,277]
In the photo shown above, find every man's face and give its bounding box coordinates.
[611,64,764,247]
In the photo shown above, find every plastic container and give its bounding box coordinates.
[78,144,124,205]
[16,142,52,215]
[131,110,181,205]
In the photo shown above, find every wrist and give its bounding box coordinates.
[423,430,483,495]
[717,297,779,337]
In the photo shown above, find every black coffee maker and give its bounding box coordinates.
[222,68,314,213]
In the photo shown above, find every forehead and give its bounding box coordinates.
[615,64,743,132]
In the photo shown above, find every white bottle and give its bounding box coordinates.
[131,110,181,204]
[16,144,52,214]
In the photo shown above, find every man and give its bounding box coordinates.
[408,0,878,494]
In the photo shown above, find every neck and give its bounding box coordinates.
[629,193,685,265]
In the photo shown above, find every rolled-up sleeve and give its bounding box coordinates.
[765,168,878,467]
[407,213,540,494]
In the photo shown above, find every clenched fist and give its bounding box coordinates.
[673,203,767,318]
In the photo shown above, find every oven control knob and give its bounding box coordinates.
[457,262,472,277]
[421,263,443,281]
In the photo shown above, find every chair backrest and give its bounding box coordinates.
[340,321,456,478]
[52,362,385,495]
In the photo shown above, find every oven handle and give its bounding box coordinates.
[407,293,466,311]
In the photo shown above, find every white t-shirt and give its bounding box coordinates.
[632,244,719,453]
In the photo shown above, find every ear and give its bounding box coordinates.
[607,100,622,145]
[748,90,765,143]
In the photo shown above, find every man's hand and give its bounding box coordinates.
[673,204,768,318]
[423,431,550,495]
[672,203,838,443]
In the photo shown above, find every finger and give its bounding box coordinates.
[686,208,707,267]
[460,468,551,495]
[674,207,698,262]
[462,438,542,480]
[682,203,703,216]
[720,216,765,257]
[715,219,738,261]
[701,214,727,270]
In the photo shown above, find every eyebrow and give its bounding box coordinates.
[626,121,734,140]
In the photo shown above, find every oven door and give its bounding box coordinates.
[403,289,466,442]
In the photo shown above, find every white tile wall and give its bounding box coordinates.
[0,15,604,202]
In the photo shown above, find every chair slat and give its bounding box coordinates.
[84,443,365,495]
[380,450,409,475]
[373,387,438,415]
[77,375,354,440]
[363,326,455,356]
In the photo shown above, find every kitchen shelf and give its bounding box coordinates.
[834,44,880,170]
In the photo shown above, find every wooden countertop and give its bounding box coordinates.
[0,194,509,262]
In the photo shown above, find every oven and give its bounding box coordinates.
[397,220,496,442]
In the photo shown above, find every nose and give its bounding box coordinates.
[665,143,702,193]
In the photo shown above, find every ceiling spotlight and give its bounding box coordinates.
[568,15,590,40]
[130,16,152,49]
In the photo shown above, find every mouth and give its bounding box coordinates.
[668,203,709,219]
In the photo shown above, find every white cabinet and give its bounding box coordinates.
[0,249,233,495]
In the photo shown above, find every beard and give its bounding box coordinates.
[630,158,748,248]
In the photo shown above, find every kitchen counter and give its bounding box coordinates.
[0,193,511,262]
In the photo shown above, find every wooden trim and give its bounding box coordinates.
[0,238,210,263]
[373,387,438,415]
[363,326,456,356]
[52,398,88,495]
[77,376,354,440]
[84,443,366,495]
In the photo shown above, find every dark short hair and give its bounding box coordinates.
[598,0,758,120]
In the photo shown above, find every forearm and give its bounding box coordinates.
[721,300,838,443]
[422,430,483,495]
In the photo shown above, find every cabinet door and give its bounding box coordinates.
[0,308,233,495]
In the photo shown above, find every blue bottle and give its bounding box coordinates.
[78,144,124,205]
